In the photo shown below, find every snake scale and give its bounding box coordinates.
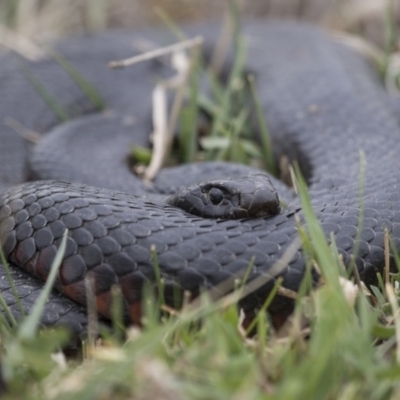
[0,20,399,337]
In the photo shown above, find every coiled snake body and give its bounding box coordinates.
[0,20,399,335]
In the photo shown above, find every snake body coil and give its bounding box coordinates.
[0,21,400,335]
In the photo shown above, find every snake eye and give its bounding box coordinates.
[208,187,224,205]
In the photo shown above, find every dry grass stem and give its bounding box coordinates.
[346,251,363,290]
[288,164,298,194]
[190,236,301,311]
[85,274,99,352]
[110,35,203,181]
[160,304,180,317]
[50,352,68,371]
[385,53,400,93]
[146,84,169,181]
[277,286,298,299]
[331,31,383,65]
[4,117,41,143]
[384,229,390,284]
[274,327,311,345]
[132,38,173,68]
[210,12,233,75]
[386,283,400,363]
[0,25,45,60]
[339,277,358,307]
[144,39,203,181]
[108,36,203,69]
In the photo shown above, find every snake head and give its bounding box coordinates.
[167,174,280,219]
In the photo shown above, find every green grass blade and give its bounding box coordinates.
[248,74,277,176]
[154,6,186,41]
[0,293,16,332]
[227,108,248,162]
[0,247,25,320]
[111,284,125,342]
[150,245,165,310]
[383,0,398,72]
[207,3,246,151]
[197,94,218,116]
[132,145,152,165]
[49,50,105,111]
[294,165,343,288]
[245,277,282,335]
[21,65,69,122]
[85,0,109,31]
[1,0,18,28]
[347,152,366,276]
[18,230,68,340]
[179,48,200,163]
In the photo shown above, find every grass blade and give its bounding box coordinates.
[0,248,25,321]
[21,65,69,122]
[49,50,105,111]
[294,165,343,288]
[179,46,200,163]
[18,229,68,340]
[248,75,277,176]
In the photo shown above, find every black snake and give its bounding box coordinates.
[0,20,399,336]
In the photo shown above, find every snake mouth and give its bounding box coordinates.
[237,187,281,218]
[247,204,282,218]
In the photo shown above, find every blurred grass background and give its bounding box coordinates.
[0,0,399,46]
